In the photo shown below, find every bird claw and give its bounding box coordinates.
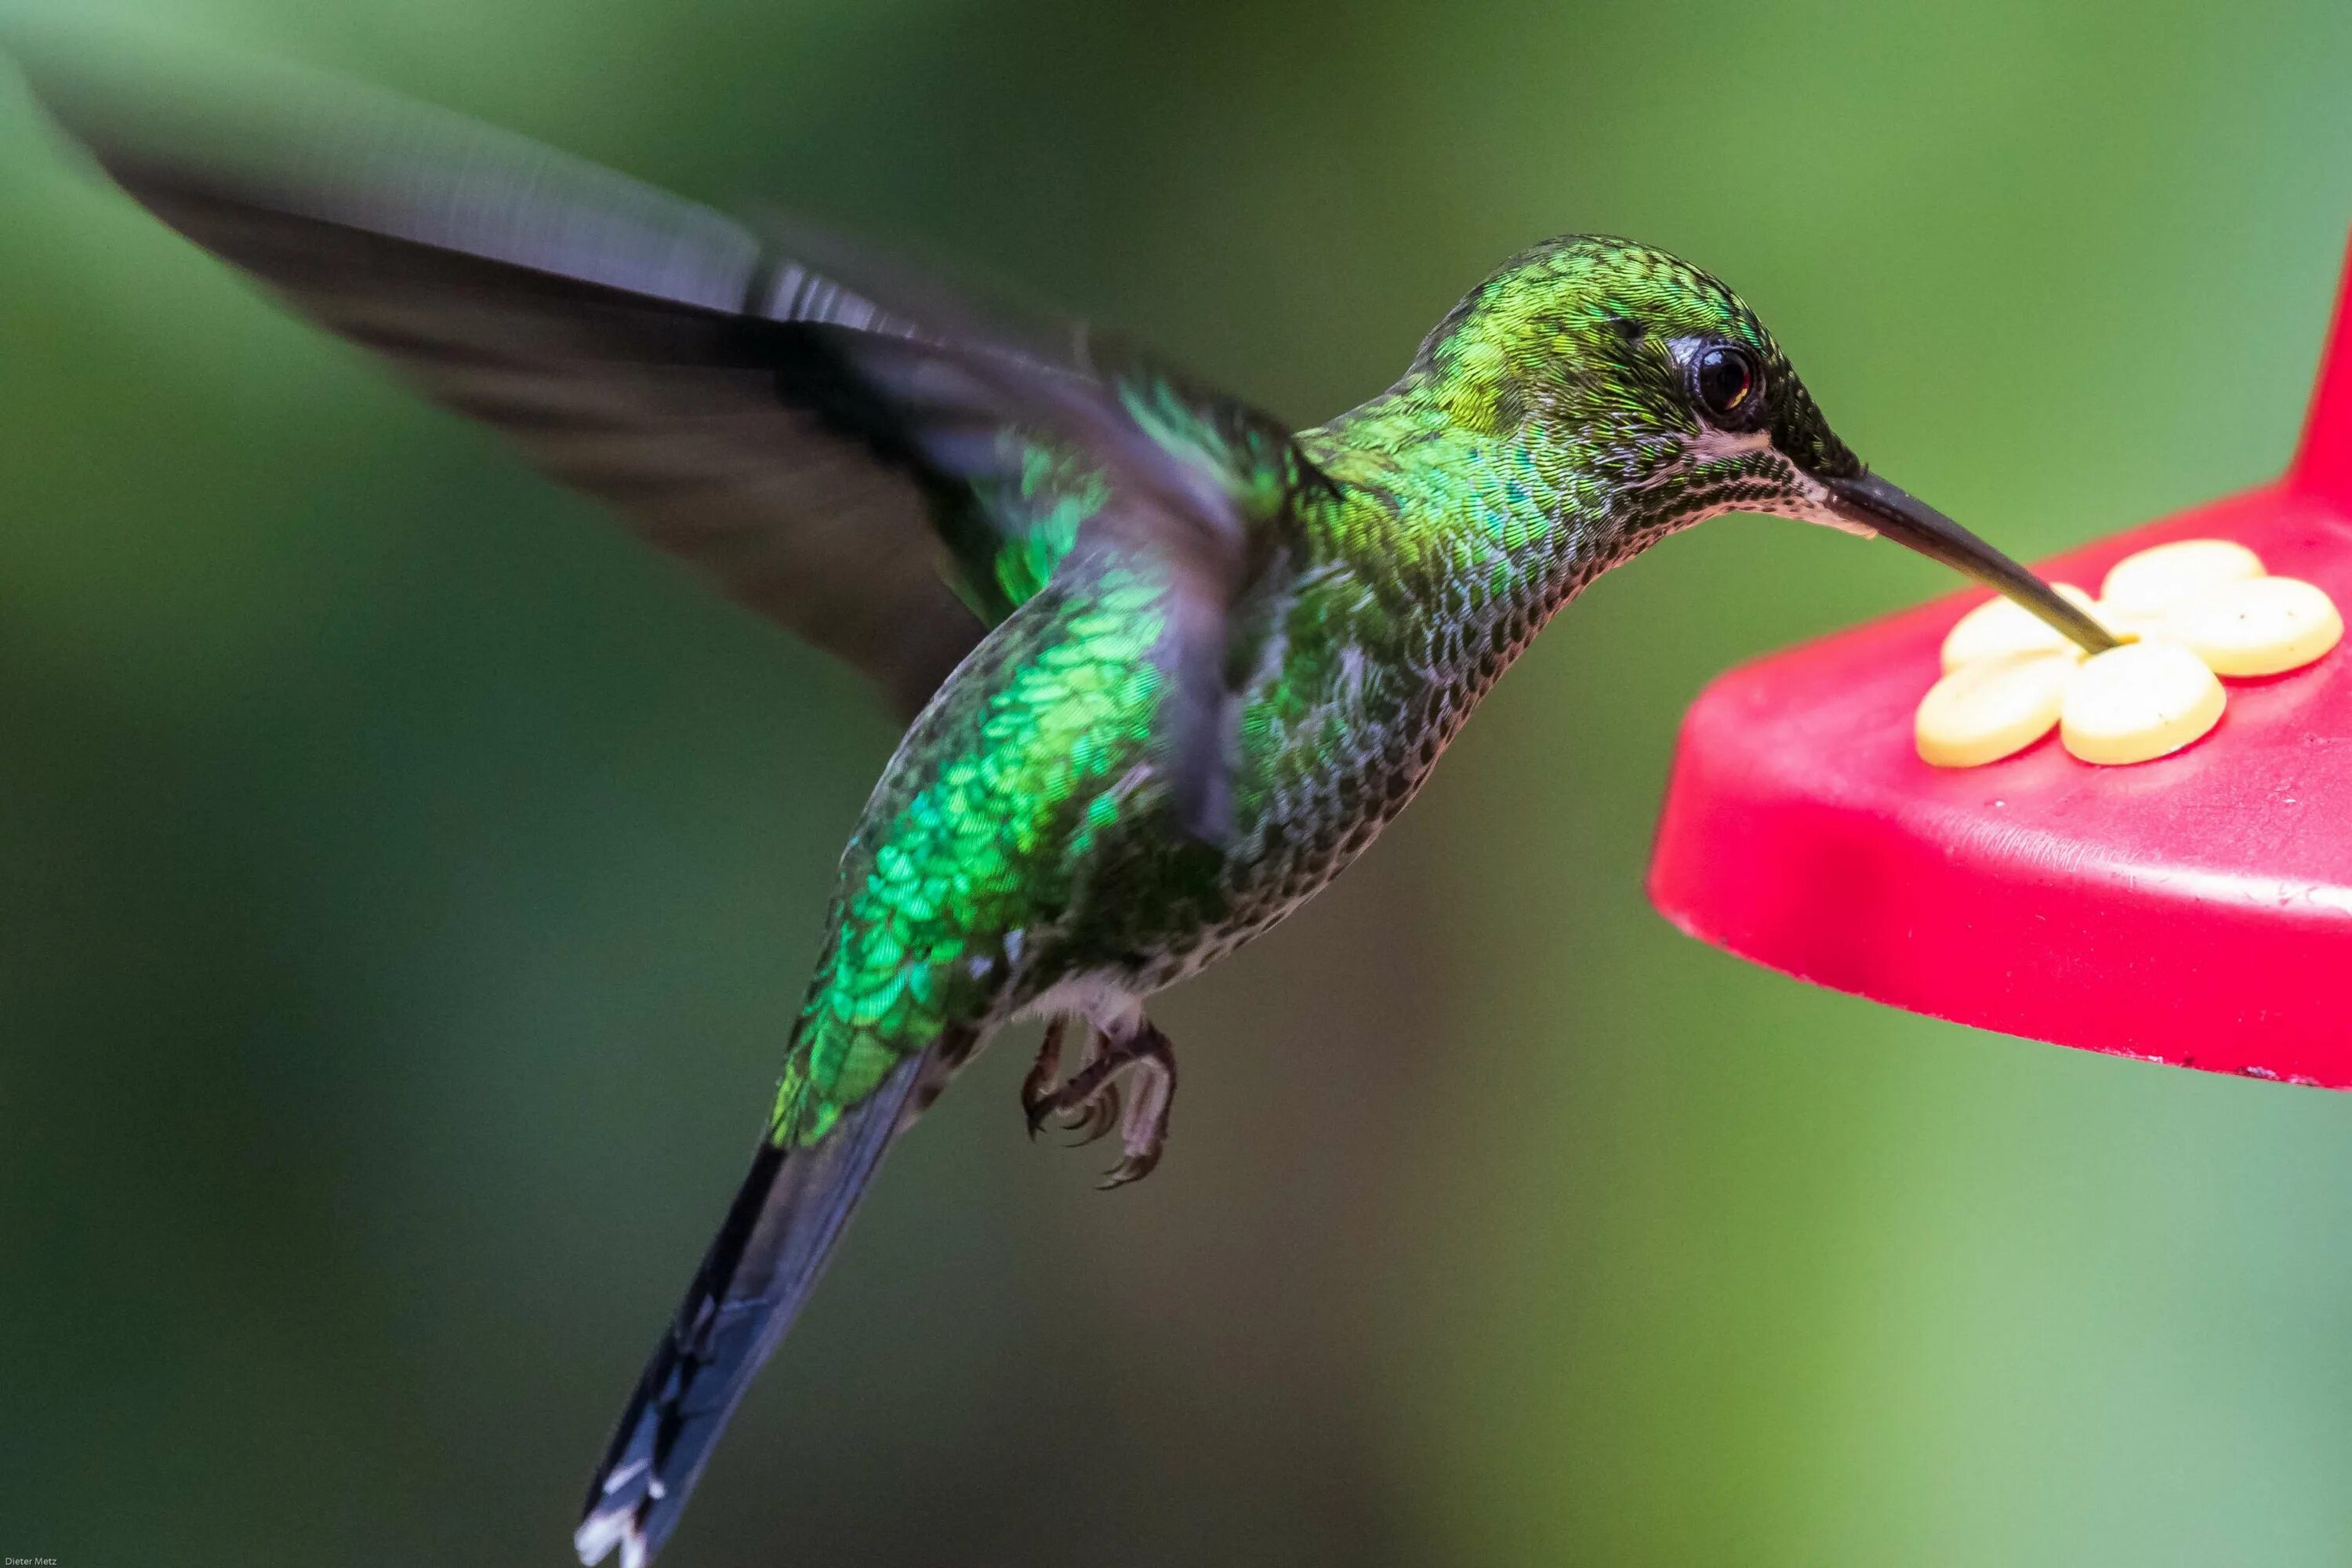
[1098,1028,1174,1189]
[1056,1083,1121,1146]
[1097,1145,1161,1190]
[1018,1018,1176,1185]
[1020,1018,1069,1140]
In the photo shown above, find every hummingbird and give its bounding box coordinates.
[15,36,2117,1568]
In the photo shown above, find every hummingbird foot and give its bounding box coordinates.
[1020,1019,1122,1145]
[1018,1017,1177,1187]
[1098,1022,1175,1189]
[1058,1074,1123,1148]
[1021,1018,1072,1141]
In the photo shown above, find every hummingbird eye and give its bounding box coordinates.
[1691,343,1765,428]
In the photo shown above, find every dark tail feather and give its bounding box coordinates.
[574,1051,931,1568]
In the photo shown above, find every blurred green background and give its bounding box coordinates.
[5,2,2352,1563]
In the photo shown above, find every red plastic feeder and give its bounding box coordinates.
[1649,232,2352,1086]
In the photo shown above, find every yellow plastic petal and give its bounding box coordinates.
[1939,583,2099,673]
[2059,641,2225,764]
[2166,575,2343,677]
[1915,649,2074,768]
[2097,539,2264,619]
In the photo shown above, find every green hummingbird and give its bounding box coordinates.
[16,38,2116,1568]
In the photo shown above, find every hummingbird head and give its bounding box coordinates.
[1416,236,2114,653]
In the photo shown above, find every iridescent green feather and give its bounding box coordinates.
[770,557,1177,1146]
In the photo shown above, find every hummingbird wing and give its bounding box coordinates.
[717,224,1321,840]
[15,38,1323,750]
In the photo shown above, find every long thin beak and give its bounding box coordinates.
[1822,472,2118,655]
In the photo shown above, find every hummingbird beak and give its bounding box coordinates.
[1817,471,2118,656]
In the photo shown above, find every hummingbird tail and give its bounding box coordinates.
[573,1042,946,1568]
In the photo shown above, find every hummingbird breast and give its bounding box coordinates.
[1114,532,1581,993]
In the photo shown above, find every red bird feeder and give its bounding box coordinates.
[1649,233,2352,1085]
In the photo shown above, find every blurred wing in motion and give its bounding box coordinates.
[12,33,1328,741]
